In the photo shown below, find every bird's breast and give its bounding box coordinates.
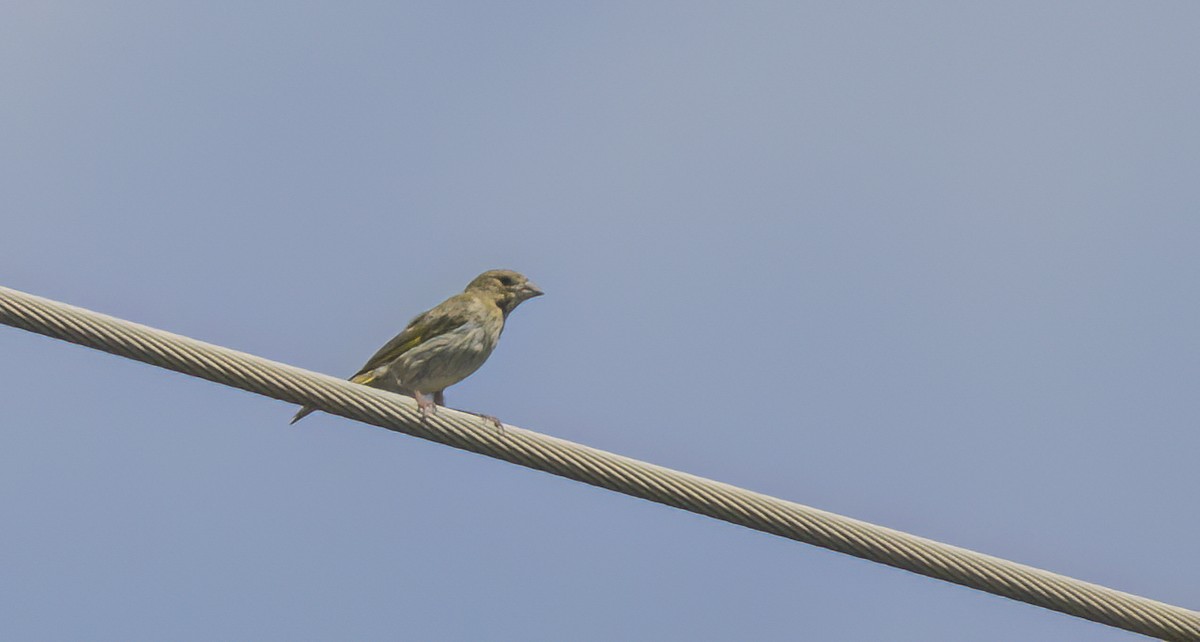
[387,318,502,392]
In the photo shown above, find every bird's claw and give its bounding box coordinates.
[416,393,438,420]
[480,414,505,435]
[417,392,502,434]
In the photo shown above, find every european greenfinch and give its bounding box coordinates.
[291,269,543,424]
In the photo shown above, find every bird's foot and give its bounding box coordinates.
[419,391,503,434]
[415,392,438,419]
[478,414,505,435]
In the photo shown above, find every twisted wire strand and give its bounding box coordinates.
[1,284,1196,641]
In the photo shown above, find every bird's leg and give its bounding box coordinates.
[414,391,437,418]
[435,399,504,434]
[479,414,505,434]
[427,390,502,434]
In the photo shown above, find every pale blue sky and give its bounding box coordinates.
[2,3,1198,640]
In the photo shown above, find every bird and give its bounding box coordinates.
[290,269,543,425]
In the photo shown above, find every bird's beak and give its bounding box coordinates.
[521,282,545,299]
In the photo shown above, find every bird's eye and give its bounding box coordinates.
[498,275,515,286]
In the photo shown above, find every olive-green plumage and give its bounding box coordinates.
[290,269,543,424]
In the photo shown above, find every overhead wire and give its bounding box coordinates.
[1,284,1197,641]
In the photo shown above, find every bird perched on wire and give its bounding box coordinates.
[290,269,543,425]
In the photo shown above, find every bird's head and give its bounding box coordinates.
[466,269,544,316]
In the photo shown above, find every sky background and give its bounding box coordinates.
[2,2,1198,640]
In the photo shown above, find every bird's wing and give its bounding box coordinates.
[350,295,476,384]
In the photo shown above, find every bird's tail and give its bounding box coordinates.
[288,371,379,425]
[290,406,316,424]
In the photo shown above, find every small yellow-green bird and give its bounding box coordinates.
[290,269,543,424]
